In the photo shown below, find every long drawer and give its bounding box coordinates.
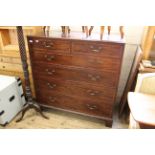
[32,63,118,87]
[72,41,124,58]
[36,91,113,118]
[34,75,116,101]
[30,51,120,71]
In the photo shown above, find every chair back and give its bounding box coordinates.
[135,73,155,94]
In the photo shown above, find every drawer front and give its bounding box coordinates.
[30,51,120,71]
[32,63,118,87]
[34,76,116,100]
[28,37,70,53]
[36,92,113,118]
[72,41,123,58]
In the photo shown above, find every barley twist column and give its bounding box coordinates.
[16,26,48,122]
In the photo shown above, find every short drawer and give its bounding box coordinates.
[28,37,70,53]
[30,51,121,71]
[72,41,124,58]
[36,92,113,118]
[32,63,118,87]
[34,76,116,100]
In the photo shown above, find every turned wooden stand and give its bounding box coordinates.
[16,26,48,122]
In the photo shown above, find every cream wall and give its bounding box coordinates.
[116,26,144,105]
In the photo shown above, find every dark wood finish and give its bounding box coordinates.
[34,76,115,101]
[31,51,121,71]
[105,120,113,128]
[72,41,123,58]
[30,37,70,52]
[36,91,112,118]
[15,26,48,122]
[139,123,155,129]
[27,33,125,127]
[32,63,118,87]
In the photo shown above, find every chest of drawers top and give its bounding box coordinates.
[27,33,125,74]
[27,31,125,42]
[27,32,125,54]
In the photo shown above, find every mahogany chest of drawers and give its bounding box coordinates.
[27,33,125,127]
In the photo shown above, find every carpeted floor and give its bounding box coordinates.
[0,107,129,129]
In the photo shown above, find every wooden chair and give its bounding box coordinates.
[128,73,155,129]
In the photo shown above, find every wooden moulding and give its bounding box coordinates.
[0,54,30,64]
[141,26,155,60]
[0,27,43,98]
[0,27,40,51]
[0,26,35,30]
[0,50,30,59]
[0,29,11,46]
[0,69,33,82]
[0,62,32,73]
[0,26,43,38]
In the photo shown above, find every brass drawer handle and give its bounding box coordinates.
[86,104,98,110]
[44,42,54,48]
[35,40,39,43]
[49,97,56,102]
[87,90,99,96]
[88,74,101,81]
[47,83,57,89]
[45,45,52,48]
[90,45,102,53]
[44,55,55,61]
[90,45,94,49]
[90,92,95,96]
[98,46,102,50]
[91,49,100,53]
[88,59,102,64]
[45,69,56,75]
